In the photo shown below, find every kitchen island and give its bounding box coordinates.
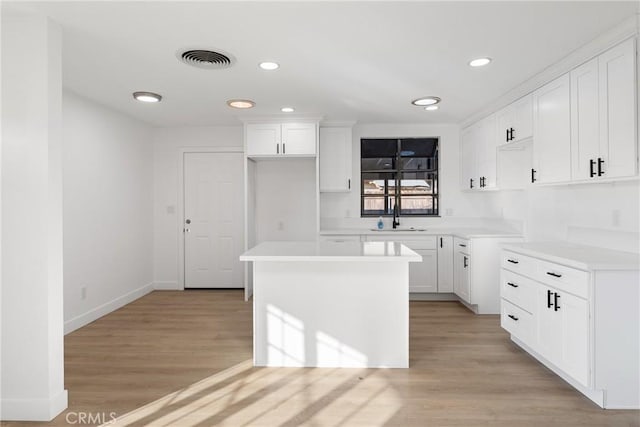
[240,240,421,368]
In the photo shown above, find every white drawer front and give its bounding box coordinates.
[319,235,360,243]
[501,270,537,314]
[535,260,589,299]
[402,238,437,250]
[501,299,534,347]
[367,235,437,249]
[454,237,470,254]
[501,250,536,277]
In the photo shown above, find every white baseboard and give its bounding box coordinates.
[64,282,154,334]
[153,281,182,290]
[409,292,458,301]
[1,389,67,421]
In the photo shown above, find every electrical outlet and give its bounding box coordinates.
[345,209,351,218]
[612,209,621,227]
[277,221,284,231]
[445,208,454,216]
[81,286,87,300]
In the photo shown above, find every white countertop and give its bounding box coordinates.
[240,241,422,262]
[320,227,522,239]
[502,242,640,271]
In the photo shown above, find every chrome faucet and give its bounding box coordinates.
[393,203,400,229]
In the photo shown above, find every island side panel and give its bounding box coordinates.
[253,260,409,368]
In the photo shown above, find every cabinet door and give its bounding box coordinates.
[558,291,589,387]
[409,249,437,293]
[533,74,571,183]
[437,236,454,293]
[512,94,533,142]
[496,105,515,146]
[477,114,497,189]
[453,251,470,303]
[598,38,637,179]
[536,284,563,363]
[571,58,600,180]
[460,125,478,190]
[246,123,281,156]
[319,127,352,192]
[282,123,316,156]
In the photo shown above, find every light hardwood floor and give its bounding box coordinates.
[4,290,639,427]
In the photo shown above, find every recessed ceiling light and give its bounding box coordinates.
[133,91,162,103]
[281,107,294,113]
[259,62,279,71]
[469,57,492,67]
[227,99,255,109]
[412,96,441,106]
[425,105,439,111]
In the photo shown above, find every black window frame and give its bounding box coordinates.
[360,137,439,217]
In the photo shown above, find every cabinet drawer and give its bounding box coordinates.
[319,235,360,243]
[454,237,470,254]
[501,299,534,346]
[401,238,437,250]
[535,260,589,299]
[501,270,537,314]
[367,235,437,249]
[501,250,536,277]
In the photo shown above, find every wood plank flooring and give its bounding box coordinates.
[4,290,638,427]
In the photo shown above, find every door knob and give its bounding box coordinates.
[185,219,191,224]
[184,228,191,233]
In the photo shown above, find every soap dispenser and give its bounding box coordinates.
[377,216,384,230]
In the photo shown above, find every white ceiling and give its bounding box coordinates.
[14,1,640,126]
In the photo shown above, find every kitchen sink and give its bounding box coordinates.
[369,228,427,232]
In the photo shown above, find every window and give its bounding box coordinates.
[361,137,438,216]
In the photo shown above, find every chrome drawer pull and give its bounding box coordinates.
[546,271,562,278]
[507,259,519,264]
[508,314,519,321]
[507,282,518,288]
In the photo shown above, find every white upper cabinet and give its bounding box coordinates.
[460,123,478,190]
[246,123,282,156]
[532,73,572,184]
[571,38,637,181]
[571,58,600,180]
[496,94,533,145]
[476,114,497,189]
[246,122,316,157]
[461,114,497,190]
[598,38,637,179]
[281,123,317,156]
[319,127,352,192]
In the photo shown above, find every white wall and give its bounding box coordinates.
[320,123,498,230]
[62,90,154,333]
[152,126,243,289]
[1,12,66,421]
[254,158,317,242]
[487,177,640,253]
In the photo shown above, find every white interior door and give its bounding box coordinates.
[184,152,244,288]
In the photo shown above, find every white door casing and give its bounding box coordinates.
[184,152,244,288]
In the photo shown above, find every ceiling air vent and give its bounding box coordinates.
[178,49,235,69]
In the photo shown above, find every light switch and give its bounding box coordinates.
[166,205,175,214]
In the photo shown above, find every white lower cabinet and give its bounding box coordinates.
[453,236,524,314]
[453,244,470,302]
[436,236,454,292]
[501,247,640,409]
[536,283,589,387]
[409,249,437,293]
